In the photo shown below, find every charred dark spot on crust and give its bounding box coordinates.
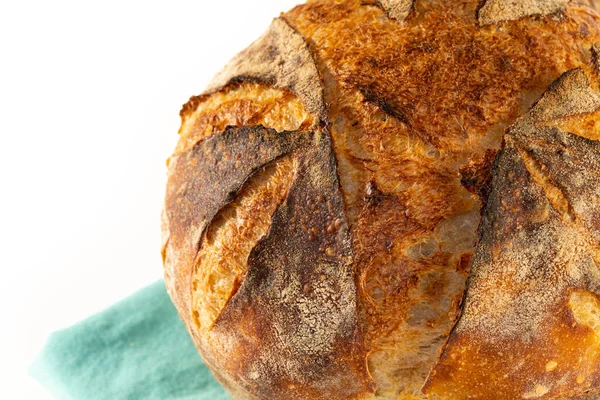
[192,153,298,332]
[358,86,411,126]
[167,126,307,249]
[459,149,497,203]
[229,75,277,88]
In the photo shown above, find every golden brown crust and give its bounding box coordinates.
[551,107,600,140]
[423,68,600,399]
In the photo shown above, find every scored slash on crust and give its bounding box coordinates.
[163,14,375,400]
[204,18,326,124]
[163,125,374,399]
[164,0,600,398]
[424,67,600,399]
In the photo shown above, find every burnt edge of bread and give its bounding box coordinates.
[478,0,568,25]
[200,17,325,123]
[424,68,600,398]
[376,0,414,22]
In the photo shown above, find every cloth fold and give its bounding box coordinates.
[30,281,229,400]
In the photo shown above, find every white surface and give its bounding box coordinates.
[0,0,299,398]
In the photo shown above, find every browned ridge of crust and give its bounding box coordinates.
[162,0,600,399]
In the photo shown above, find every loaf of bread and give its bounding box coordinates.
[161,1,600,398]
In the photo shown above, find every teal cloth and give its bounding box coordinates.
[30,281,230,400]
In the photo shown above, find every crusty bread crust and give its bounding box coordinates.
[377,0,414,21]
[477,0,569,25]
[423,67,600,399]
[283,1,600,398]
[162,1,600,399]
[175,83,313,155]
[163,16,374,399]
[203,128,374,399]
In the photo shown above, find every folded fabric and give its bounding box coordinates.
[30,281,229,400]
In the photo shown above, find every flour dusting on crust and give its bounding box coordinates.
[424,68,600,399]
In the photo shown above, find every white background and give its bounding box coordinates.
[0,1,299,398]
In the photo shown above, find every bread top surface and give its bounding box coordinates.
[423,67,600,399]
[162,1,600,399]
